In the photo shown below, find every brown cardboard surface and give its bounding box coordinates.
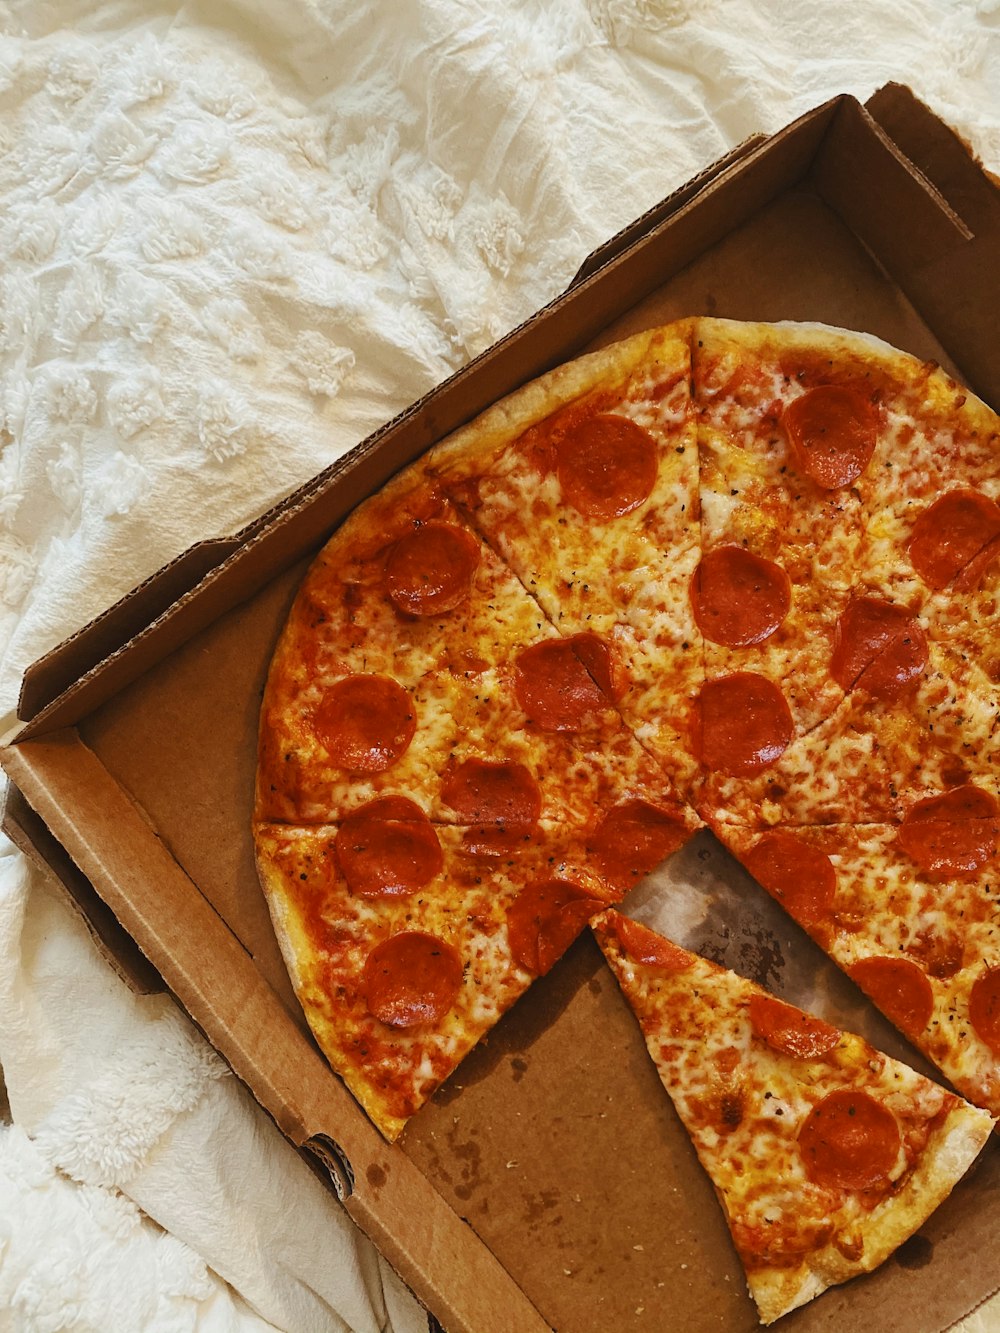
[866,84,1000,231]
[5,90,1000,1333]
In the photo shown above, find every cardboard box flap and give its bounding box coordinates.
[862,85,1000,412]
[813,96,972,276]
[811,92,1000,412]
[866,83,1000,233]
[18,537,243,726]
[568,132,768,287]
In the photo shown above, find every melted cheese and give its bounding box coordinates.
[596,923,985,1309]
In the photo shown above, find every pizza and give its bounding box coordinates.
[253,315,1000,1297]
[591,909,994,1325]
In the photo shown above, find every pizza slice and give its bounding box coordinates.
[867,472,1000,698]
[720,810,1000,1117]
[437,321,703,795]
[592,908,994,1325]
[692,626,998,831]
[853,355,1000,613]
[255,819,619,1138]
[691,319,1000,751]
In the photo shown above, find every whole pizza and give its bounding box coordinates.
[253,317,1000,1322]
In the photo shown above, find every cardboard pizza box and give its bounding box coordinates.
[5,84,1000,1333]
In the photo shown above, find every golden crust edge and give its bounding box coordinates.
[747,1099,995,1325]
[253,827,409,1140]
[279,318,694,595]
[305,319,690,559]
[694,314,999,430]
[424,318,694,479]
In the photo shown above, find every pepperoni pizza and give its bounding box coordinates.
[592,910,994,1325]
[255,325,701,1139]
[254,316,999,1296]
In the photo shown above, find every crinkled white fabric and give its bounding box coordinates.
[0,1123,282,1333]
[0,2,997,1331]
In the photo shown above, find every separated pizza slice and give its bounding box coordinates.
[255,818,621,1139]
[592,908,994,1326]
[720,810,1000,1117]
[436,321,703,795]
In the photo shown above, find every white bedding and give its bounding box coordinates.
[1,2,998,1330]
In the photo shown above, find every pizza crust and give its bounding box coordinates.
[425,321,690,481]
[748,1101,993,1323]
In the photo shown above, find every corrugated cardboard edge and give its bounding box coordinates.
[866,83,1000,231]
[1,730,551,1333]
[2,783,163,995]
[861,84,1000,410]
[568,131,769,285]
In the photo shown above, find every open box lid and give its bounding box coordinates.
[5,87,1000,1333]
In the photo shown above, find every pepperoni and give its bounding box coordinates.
[897,784,999,876]
[969,967,1000,1055]
[690,546,791,647]
[909,489,1000,591]
[748,994,840,1059]
[695,673,793,776]
[555,414,658,521]
[313,675,416,773]
[830,596,928,700]
[609,913,695,972]
[384,521,480,616]
[514,633,620,732]
[363,931,463,1028]
[848,956,934,1038]
[507,878,608,976]
[742,832,837,928]
[589,799,690,891]
[782,385,878,489]
[798,1089,900,1192]
[335,796,442,899]
[441,758,541,829]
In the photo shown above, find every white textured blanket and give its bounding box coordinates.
[1,3,998,1330]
